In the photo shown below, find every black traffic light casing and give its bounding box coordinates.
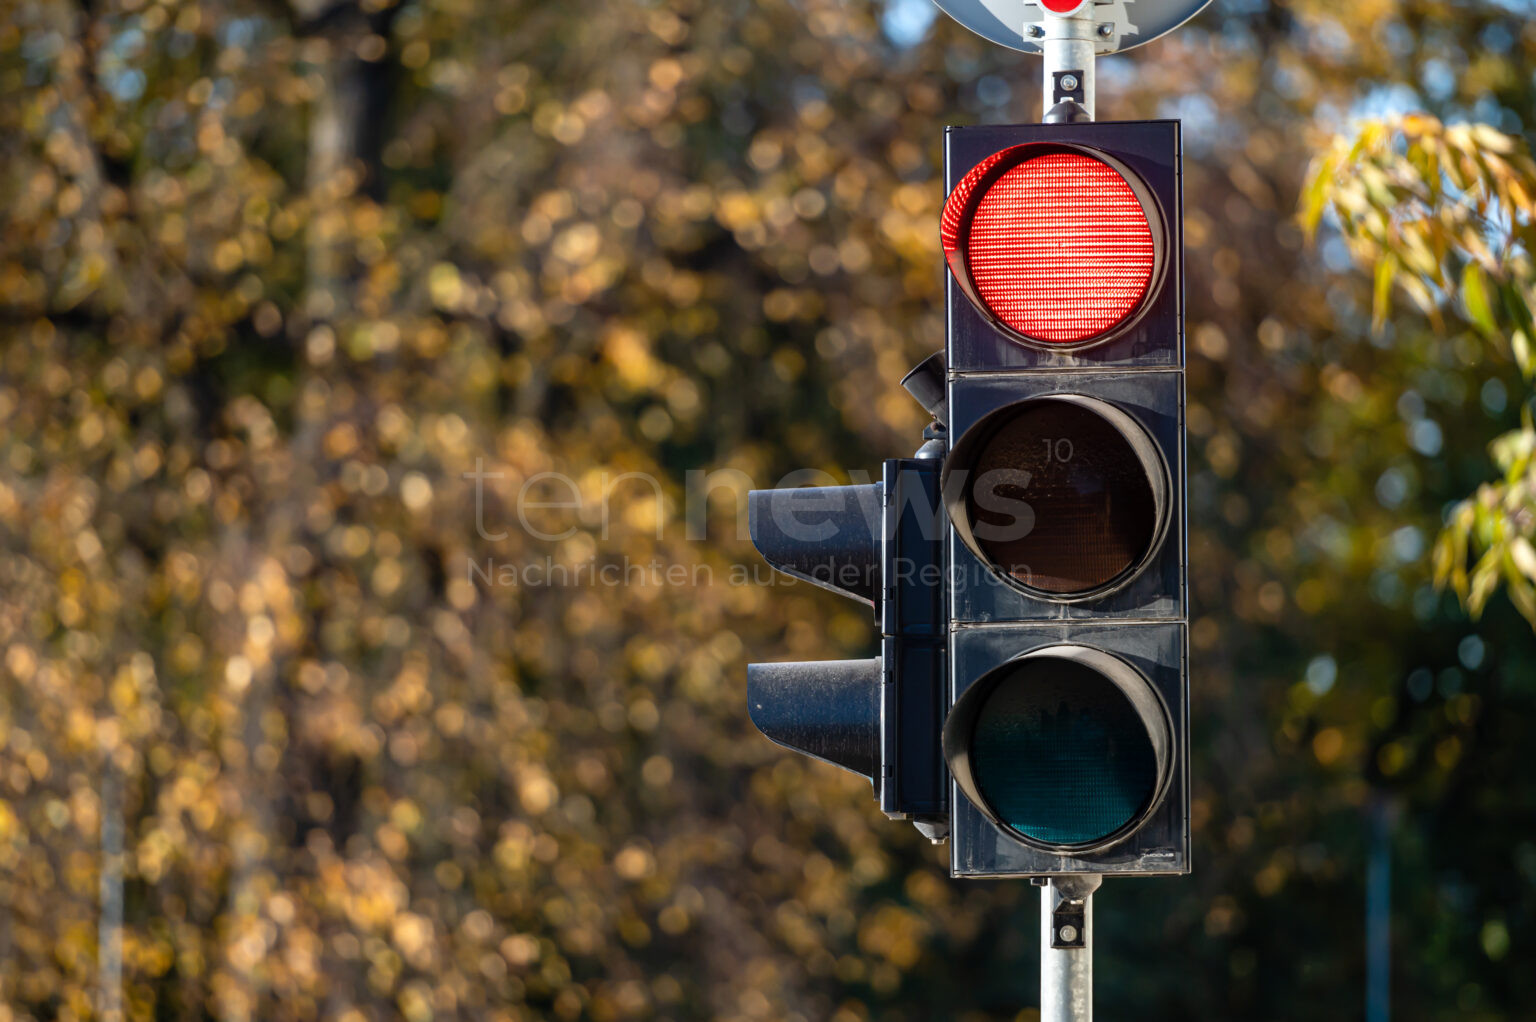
[946,371,1183,623]
[747,434,949,835]
[948,623,1188,875]
[747,120,1190,880]
[878,453,947,823]
[945,121,1183,373]
[942,120,1190,877]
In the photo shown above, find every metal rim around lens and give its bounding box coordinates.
[942,644,1175,854]
[940,142,1169,353]
[941,394,1172,604]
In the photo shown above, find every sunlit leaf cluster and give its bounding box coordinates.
[1305,115,1536,629]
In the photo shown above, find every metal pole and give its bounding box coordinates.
[1366,797,1395,1022]
[1040,875,1102,1022]
[1038,7,1100,120]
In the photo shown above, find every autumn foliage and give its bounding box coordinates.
[3,0,1536,1019]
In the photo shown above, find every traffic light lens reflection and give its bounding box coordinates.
[965,398,1159,596]
[970,658,1157,846]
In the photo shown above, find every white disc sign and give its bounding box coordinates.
[931,0,1211,55]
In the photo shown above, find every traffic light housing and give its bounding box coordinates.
[746,422,950,837]
[942,119,1188,877]
[746,119,1187,879]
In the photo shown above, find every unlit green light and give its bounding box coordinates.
[970,660,1156,846]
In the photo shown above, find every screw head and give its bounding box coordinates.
[1026,23,1045,37]
[1058,924,1080,943]
[1097,22,1114,37]
[1059,74,1079,91]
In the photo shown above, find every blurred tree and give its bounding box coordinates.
[1,0,1535,1019]
[1305,114,1536,629]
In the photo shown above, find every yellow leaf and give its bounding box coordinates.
[1372,253,1398,332]
[1461,263,1498,337]
[1512,537,1536,581]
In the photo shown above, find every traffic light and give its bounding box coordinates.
[746,119,1187,880]
[941,119,1189,877]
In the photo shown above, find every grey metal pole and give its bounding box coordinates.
[1032,15,1107,1016]
[1366,797,1395,1022]
[1040,875,1102,1022]
[1037,8,1099,120]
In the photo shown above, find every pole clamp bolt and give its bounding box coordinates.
[1050,898,1088,949]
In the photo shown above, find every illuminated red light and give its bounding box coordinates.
[942,148,1159,346]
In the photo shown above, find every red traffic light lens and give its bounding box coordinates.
[942,146,1162,347]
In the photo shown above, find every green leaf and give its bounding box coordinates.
[1501,284,1536,375]
[1372,253,1398,332]
[1299,151,1340,236]
[1469,548,1503,615]
[1462,262,1499,337]
[1434,511,1472,597]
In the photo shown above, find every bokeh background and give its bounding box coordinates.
[4,0,1536,1018]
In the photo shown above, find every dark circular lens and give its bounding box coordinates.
[963,397,1161,596]
[969,656,1158,846]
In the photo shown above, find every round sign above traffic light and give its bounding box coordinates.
[943,645,1174,851]
[941,143,1168,351]
[942,394,1170,602]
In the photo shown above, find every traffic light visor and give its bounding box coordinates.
[941,144,1166,348]
[944,646,1173,850]
[942,395,1170,601]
